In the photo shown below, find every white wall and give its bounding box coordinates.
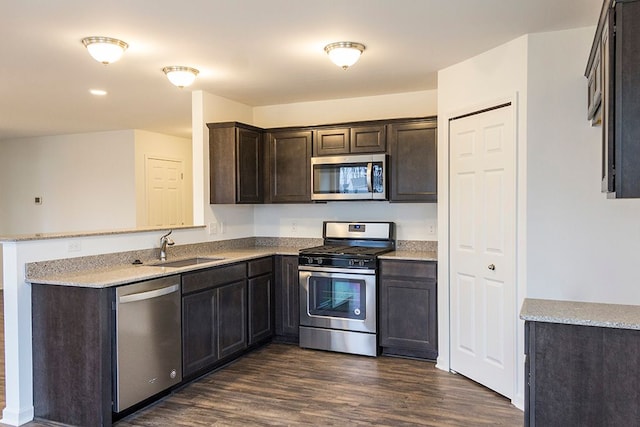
[0,131,136,234]
[437,35,529,407]
[437,26,634,410]
[526,27,640,305]
[254,203,437,241]
[253,90,438,128]
[134,130,194,227]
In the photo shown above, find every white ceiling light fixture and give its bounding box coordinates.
[324,41,366,70]
[162,66,199,88]
[81,37,128,65]
[89,89,107,96]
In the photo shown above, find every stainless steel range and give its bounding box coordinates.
[299,221,396,357]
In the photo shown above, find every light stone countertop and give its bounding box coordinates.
[27,247,299,288]
[520,298,640,331]
[26,238,438,289]
[379,251,438,262]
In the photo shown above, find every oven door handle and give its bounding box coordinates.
[298,265,377,275]
[366,162,373,193]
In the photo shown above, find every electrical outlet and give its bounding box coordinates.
[68,241,81,252]
[34,196,42,205]
[428,224,436,235]
[291,222,297,233]
[208,222,218,235]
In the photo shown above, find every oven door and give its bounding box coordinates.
[299,266,376,333]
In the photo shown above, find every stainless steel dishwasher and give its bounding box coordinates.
[114,275,182,412]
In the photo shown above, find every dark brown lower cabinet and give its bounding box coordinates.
[379,259,437,359]
[274,255,300,342]
[525,321,640,426]
[248,257,274,345]
[217,280,248,359]
[32,284,113,427]
[182,264,248,378]
[182,288,218,375]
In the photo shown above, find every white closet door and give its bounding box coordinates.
[449,104,516,398]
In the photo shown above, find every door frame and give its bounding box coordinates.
[437,94,527,409]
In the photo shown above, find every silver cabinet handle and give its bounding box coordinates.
[118,284,179,304]
[488,264,496,271]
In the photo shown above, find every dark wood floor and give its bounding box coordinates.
[0,289,523,426]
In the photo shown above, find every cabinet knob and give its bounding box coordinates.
[488,264,496,271]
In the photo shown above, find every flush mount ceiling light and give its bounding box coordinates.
[162,66,199,88]
[324,41,366,70]
[81,36,128,64]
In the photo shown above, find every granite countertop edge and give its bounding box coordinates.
[27,248,296,288]
[379,251,438,261]
[520,298,640,331]
[28,247,438,288]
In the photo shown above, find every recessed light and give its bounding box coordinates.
[89,89,108,96]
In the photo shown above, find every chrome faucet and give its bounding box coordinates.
[160,230,175,261]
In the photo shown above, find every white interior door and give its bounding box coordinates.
[145,157,184,227]
[449,104,515,398]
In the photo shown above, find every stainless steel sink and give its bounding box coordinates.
[151,257,224,268]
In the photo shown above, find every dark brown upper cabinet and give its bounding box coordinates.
[388,118,437,202]
[313,124,386,156]
[586,0,640,198]
[265,130,312,203]
[208,122,264,204]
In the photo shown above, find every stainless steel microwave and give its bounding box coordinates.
[311,154,387,201]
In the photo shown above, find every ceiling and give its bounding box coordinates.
[0,0,602,141]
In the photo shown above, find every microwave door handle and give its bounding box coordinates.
[367,162,373,193]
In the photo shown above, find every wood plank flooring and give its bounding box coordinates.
[1,288,523,426]
[116,344,523,426]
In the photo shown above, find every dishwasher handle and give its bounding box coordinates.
[118,284,180,304]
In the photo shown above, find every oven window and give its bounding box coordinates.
[308,276,366,320]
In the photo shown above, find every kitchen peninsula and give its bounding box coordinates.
[23,232,436,426]
[520,298,640,426]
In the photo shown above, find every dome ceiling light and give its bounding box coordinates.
[324,41,366,70]
[162,66,199,88]
[81,36,128,64]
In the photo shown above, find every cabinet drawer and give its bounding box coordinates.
[380,260,436,279]
[182,263,246,294]
[248,257,273,277]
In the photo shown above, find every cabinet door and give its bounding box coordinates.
[275,255,300,340]
[267,130,312,203]
[209,125,237,204]
[248,273,274,345]
[350,124,386,153]
[379,260,438,359]
[313,128,350,156]
[237,127,263,203]
[388,120,437,202]
[182,289,218,377]
[217,280,248,359]
[208,123,264,204]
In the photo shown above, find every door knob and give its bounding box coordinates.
[488,264,496,271]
